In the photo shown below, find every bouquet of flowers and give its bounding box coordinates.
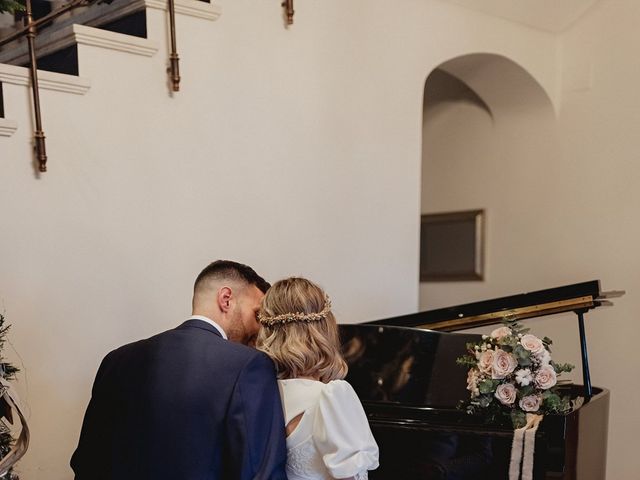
[457,320,575,428]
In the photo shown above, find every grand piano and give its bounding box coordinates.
[339,280,623,480]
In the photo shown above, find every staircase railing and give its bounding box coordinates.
[0,0,181,173]
[1,0,106,172]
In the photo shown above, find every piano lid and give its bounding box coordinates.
[366,280,624,332]
[340,324,479,409]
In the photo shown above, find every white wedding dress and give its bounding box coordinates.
[278,379,379,480]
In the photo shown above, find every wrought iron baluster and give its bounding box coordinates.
[282,0,294,26]
[167,0,180,91]
[25,0,47,172]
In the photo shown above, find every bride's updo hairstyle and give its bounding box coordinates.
[256,277,348,382]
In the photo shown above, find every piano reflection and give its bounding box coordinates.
[339,280,623,480]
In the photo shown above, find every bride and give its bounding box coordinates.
[256,277,379,480]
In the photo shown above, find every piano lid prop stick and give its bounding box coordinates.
[576,309,593,400]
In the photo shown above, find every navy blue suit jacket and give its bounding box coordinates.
[71,320,288,480]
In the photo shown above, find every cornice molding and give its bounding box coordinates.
[0,23,159,67]
[73,24,159,57]
[0,118,18,137]
[0,63,91,95]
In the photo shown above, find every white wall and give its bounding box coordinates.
[420,1,640,478]
[0,0,582,478]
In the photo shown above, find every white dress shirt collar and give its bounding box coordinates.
[188,315,228,340]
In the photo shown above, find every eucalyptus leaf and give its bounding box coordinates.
[479,379,497,394]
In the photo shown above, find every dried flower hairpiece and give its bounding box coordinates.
[258,294,332,326]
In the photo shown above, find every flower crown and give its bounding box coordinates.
[258,295,332,326]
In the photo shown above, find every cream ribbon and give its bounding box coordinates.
[0,378,29,476]
[509,413,544,480]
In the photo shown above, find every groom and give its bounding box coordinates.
[71,260,288,479]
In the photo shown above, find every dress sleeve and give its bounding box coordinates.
[312,380,379,479]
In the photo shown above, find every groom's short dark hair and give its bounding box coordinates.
[194,260,270,294]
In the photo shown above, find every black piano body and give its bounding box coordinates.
[339,280,621,480]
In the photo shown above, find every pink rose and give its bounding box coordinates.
[519,394,542,412]
[491,349,518,379]
[491,326,512,340]
[534,365,557,389]
[495,383,517,405]
[520,334,545,354]
[477,350,495,375]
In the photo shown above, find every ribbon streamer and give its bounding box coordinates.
[509,414,543,480]
[0,378,29,476]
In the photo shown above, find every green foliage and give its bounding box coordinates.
[519,384,534,398]
[513,344,532,366]
[551,361,575,374]
[456,355,477,368]
[478,379,499,395]
[511,410,526,429]
[0,0,24,15]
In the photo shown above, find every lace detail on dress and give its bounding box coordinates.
[287,440,326,479]
[354,471,369,480]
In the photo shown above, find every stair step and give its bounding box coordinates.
[0,0,219,75]
[0,62,91,95]
[0,63,90,138]
[0,117,18,137]
[0,23,159,75]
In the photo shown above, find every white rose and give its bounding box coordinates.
[495,383,517,405]
[515,368,533,386]
[519,394,542,412]
[534,365,557,389]
[536,349,552,366]
[520,334,545,354]
[491,349,518,379]
[477,349,495,375]
[491,326,512,340]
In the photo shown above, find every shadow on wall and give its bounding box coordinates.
[432,53,556,119]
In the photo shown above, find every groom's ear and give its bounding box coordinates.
[218,286,233,313]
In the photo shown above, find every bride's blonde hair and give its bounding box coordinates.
[256,277,348,382]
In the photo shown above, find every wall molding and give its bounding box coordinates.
[0,19,160,67]
[0,63,91,95]
[0,118,18,137]
[73,24,159,57]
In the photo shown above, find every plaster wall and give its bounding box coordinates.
[2,1,561,478]
[420,1,640,478]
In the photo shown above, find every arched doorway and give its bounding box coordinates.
[420,54,557,310]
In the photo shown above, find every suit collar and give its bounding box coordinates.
[178,318,225,339]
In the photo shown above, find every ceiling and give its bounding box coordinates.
[438,0,601,32]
